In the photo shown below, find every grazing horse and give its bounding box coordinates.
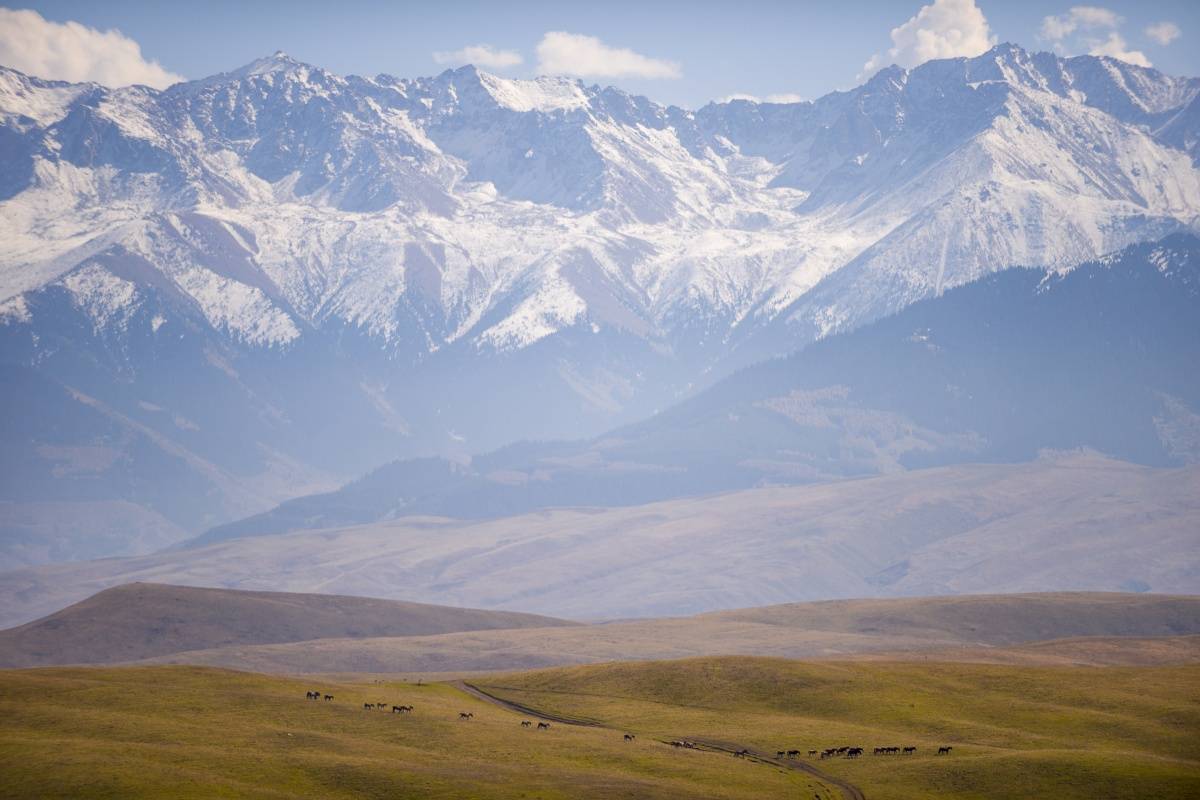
[363,703,375,710]
[305,691,318,700]
[521,720,532,727]
[459,712,474,720]
[671,740,685,748]
[323,695,333,701]
[903,746,916,755]
[624,734,635,741]
[392,705,404,713]
[787,749,800,758]
[808,750,817,757]
[937,746,953,755]
[734,749,750,758]
[776,750,787,758]
[537,722,551,730]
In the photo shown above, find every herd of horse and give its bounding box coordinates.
[304,690,550,728]
[304,690,954,758]
[776,745,952,759]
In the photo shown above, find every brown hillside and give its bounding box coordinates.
[140,592,1200,674]
[702,592,1200,643]
[0,582,574,667]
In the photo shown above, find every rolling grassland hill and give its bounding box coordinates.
[476,656,1200,800]
[0,582,573,668]
[0,656,1195,799]
[0,589,1186,673]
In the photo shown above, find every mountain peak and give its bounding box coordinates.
[986,41,1028,59]
[230,50,311,79]
[437,65,591,113]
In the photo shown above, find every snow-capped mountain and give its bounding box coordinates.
[195,234,1200,546]
[1,44,1199,553]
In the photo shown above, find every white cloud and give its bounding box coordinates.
[432,44,523,70]
[718,92,804,104]
[1037,6,1152,67]
[1040,6,1120,41]
[0,8,183,89]
[535,31,680,79]
[1145,21,1181,46]
[1089,32,1151,67]
[861,0,996,77]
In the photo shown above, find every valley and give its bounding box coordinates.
[2,5,1199,799]
[2,453,1196,628]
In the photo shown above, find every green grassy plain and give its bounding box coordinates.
[1,658,1196,799]
[478,657,1200,800]
[0,665,820,800]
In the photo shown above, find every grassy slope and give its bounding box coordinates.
[2,659,1196,799]
[0,582,573,668]
[0,666,817,800]
[135,593,1200,674]
[477,657,1200,800]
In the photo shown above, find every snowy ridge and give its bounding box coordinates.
[0,43,1198,407]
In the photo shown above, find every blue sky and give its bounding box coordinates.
[3,0,1199,107]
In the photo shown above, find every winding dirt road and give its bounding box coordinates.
[454,681,866,800]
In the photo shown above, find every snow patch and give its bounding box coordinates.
[61,264,139,333]
[0,70,87,127]
[0,294,31,324]
[477,72,590,113]
[175,267,301,347]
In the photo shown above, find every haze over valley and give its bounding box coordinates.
[1,1,1198,798]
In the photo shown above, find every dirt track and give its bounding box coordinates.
[454,681,866,800]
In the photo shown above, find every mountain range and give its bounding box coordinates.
[1,43,1199,566]
[195,234,1200,543]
